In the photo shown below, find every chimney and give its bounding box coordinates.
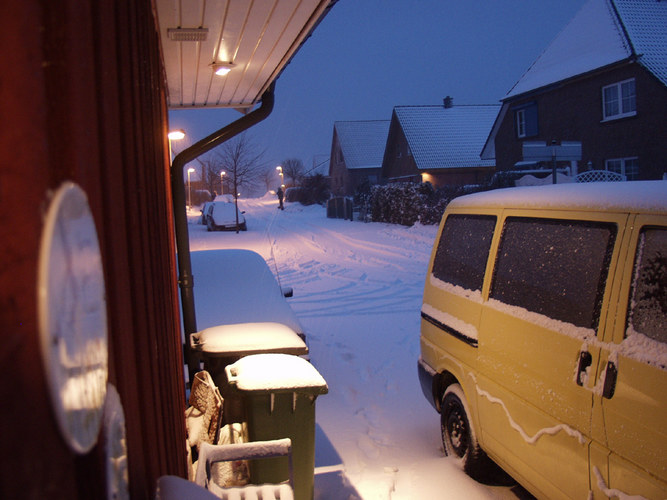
[443,96,453,108]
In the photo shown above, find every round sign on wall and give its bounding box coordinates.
[37,182,108,454]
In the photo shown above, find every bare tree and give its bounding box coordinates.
[197,156,223,198]
[281,158,305,186]
[216,134,265,197]
[210,134,266,231]
[259,166,279,193]
[197,134,265,198]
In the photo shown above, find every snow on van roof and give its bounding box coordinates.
[449,181,667,213]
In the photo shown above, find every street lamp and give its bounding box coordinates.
[167,129,185,163]
[187,167,195,209]
[220,171,226,195]
[276,165,284,188]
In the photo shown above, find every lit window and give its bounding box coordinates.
[602,79,636,120]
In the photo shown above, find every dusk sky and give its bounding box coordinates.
[168,0,587,183]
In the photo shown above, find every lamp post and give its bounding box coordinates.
[220,171,226,195]
[168,129,185,163]
[187,167,195,209]
[276,165,284,188]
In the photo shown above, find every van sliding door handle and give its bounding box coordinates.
[575,351,592,386]
[602,361,618,399]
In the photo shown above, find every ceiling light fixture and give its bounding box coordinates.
[167,28,208,42]
[210,62,235,76]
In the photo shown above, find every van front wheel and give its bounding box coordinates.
[441,384,487,480]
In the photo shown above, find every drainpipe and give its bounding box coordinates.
[171,83,275,381]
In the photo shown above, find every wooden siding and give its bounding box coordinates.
[0,1,186,498]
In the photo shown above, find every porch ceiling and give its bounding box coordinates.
[156,0,335,110]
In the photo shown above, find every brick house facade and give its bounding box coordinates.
[484,0,667,181]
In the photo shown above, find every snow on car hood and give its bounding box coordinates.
[189,248,304,334]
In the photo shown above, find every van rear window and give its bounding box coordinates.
[432,214,496,292]
[628,227,667,344]
[491,217,616,330]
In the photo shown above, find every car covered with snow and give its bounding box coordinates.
[190,248,305,342]
[205,201,246,231]
[199,201,213,225]
[419,181,667,499]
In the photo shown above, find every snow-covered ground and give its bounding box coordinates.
[187,194,531,499]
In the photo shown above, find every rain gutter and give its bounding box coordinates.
[171,83,275,380]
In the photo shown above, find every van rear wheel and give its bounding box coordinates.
[441,384,488,480]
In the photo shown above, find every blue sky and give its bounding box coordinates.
[169,0,587,179]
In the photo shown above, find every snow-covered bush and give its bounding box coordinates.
[360,182,488,226]
[287,174,331,206]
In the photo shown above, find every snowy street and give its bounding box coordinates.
[188,195,531,499]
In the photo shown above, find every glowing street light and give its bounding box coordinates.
[187,167,195,208]
[220,171,226,195]
[168,129,185,140]
[167,129,185,163]
[276,165,284,188]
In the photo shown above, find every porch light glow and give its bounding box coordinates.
[211,62,235,76]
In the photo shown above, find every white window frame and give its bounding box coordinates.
[516,108,526,138]
[605,157,639,180]
[602,78,636,121]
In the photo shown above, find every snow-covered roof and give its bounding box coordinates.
[334,120,390,170]
[615,0,667,86]
[505,0,667,99]
[450,180,667,213]
[393,105,500,170]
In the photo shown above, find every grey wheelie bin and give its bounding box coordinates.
[225,353,328,500]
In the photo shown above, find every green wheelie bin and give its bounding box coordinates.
[225,353,328,500]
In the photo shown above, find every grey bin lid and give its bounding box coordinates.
[190,322,308,358]
[225,353,328,395]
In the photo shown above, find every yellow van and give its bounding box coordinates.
[418,181,666,499]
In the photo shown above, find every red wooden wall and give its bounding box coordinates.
[0,0,187,498]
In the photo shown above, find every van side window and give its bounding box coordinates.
[491,218,616,330]
[628,228,667,343]
[432,214,496,292]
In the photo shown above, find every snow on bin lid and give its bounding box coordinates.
[226,354,328,393]
[190,322,308,357]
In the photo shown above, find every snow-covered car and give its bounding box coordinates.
[190,248,306,343]
[199,201,214,225]
[206,201,246,231]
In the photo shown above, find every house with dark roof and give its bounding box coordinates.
[382,100,500,189]
[329,120,390,196]
[482,0,667,180]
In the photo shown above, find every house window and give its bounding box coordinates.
[516,109,526,138]
[606,157,639,180]
[514,102,538,138]
[602,78,636,120]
